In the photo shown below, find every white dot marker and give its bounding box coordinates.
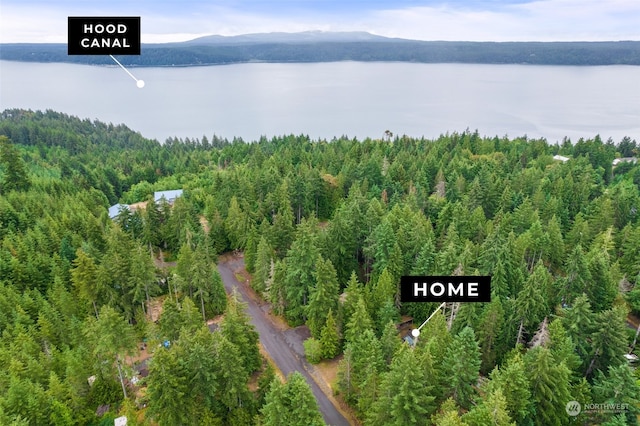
[411,329,420,338]
[110,54,145,89]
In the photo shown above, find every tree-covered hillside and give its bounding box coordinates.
[2,38,640,66]
[1,108,639,425]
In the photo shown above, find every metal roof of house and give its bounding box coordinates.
[154,189,183,203]
[108,203,129,219]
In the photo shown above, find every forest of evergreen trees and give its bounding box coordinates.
[2,39,640,66]
[0,108,640,425]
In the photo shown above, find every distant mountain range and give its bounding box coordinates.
[179,31,396,45]
[2,31,639,66]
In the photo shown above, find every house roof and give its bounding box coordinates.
[108,203,129,219]
[154,189,183,203]
[553,155,570,163]
[613,157,638,166]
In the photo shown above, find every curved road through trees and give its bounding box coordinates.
[217,256,351,426]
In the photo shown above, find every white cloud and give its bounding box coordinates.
[1,0,638,43]
[0,5,67,43]
[367,0,640,41]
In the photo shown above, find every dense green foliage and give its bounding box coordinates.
[2,39,640,66]
[1,108,639,424]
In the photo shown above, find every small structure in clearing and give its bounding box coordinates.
[154,189,183,205]
[108,189,183,220]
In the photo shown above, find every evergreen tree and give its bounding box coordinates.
[159,297,183,342]
[175,241,195,297]
[142,195,163,248]
[85,305,137,400]
[462,389,515,426]
[225,196,251,249]
[181,326,221,416]
[545,214,565,271]
[99,225,136,319]
[587,305,628,377]
[212,331,254,416]
[207,209,230,254]
[253,236,274,294]
[269,259,287,316]
[524,347,572,426]
[514,264,548,344]
[191,248,226,319]
[367,345,436,426]
[561,294,596,373]
[522,219,549,270]
[490,257,510,301]
[0,136,30,192]
[284,217,319,324]
[319,309,340,359]
[442,326,481,409]
[371,267,398,324]
[325,202,360,285]
[70,249,100,318]
[306,256,339,338]
[261,372,325,426]
[503,232,526,297]
[340,272,364,331]
[592,364,640,425]
[619,223,640,282]
[432,397,470,426]
[547,318,582,378]
[367,217,397,279]
[208,264,228,316]
[350,328,385,412]
[477,298,505,374]
[180,296,205,335]
[268,180,296,258]
[486,352,532,424]
[387,241,405,282]
[220,290,261,374]
[561,244,591,304]
[586,252,616,312]
[379,320,401,366]
[244,227,258,273]
[344,296,374,346]
[411,236,437,275]
[128,244,158,318]
[256,363,276,408]
[376,298,400,337]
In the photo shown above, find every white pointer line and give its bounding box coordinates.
[109,55,145,88]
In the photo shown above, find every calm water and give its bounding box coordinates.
[1,60,639,143]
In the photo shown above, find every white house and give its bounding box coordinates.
[553,155,570,163]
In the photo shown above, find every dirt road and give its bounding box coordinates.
[217,256,351,426]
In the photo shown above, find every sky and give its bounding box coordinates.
[1,0,639,43]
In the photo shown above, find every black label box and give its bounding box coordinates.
[400,276,491,303]
[68,17,140,55]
